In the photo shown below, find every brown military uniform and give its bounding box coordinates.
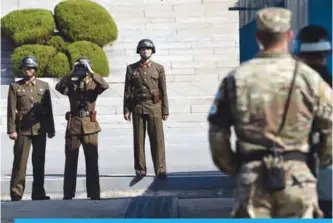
[123,60,169,176]
[7,77,55,200]
[55,73,109,199]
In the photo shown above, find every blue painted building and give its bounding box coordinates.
[230,0,332,74]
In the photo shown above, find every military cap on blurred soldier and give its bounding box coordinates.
[207,7,331,218]
[8,55,55,201]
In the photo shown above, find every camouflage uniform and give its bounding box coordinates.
[208,7,332,218]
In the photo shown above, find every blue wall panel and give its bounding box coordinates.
[308,0,332,75]
[239,20,259,63]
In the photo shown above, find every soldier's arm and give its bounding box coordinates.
[7,84,17,134]
[44,84,55,135]
[91,73,109,94]
[55,75,70,95]
[123,66,132,114]
[313,80,332,167]
[158,66,169,116]
[207,75,240,175]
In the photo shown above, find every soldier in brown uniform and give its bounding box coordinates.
[123,39,169,179]
[7,56,55,201]
[55,57,109,200]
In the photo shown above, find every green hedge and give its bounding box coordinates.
[54,0,118,47]
[67,41,110,77]
[46,35,69,53]
[46,52,70,78]
[11,44,57,77]
[1,9,55,46]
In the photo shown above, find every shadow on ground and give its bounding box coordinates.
[1,170,235,220]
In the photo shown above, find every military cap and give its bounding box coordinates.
[256,7,292,33]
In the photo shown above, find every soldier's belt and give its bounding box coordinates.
[136,93,152,102]
[71,110,90,118]
[238,151,308,163]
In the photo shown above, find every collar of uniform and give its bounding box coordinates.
[25,77,36,85]
[257,51,291,58]
[140,60,152,68]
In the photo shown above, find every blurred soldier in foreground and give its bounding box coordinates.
[207,7,332,218]
[55,57,109,200]
[296,25,332,218]
[123,39,169,179]
[8,56,55,201]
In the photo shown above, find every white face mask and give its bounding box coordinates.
[256,40,264,50]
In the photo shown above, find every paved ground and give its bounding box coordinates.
[1,126,237,197]
[1,197,235,222]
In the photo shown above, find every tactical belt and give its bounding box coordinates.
[71,110,90,118]
[238,151,308,163]
[136,93,152,102]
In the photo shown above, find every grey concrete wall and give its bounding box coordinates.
[1,0,239,85]
[1,0,240,126]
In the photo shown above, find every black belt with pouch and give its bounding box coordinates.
[67,110,97,122]
[240,61,299,192]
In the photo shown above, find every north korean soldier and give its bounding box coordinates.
[7,56,55,201]
[55,57,109,200]
[207,8,332,218]
[296,25,332,218]
[123,39,169,179]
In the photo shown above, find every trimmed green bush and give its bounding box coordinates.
[11,44,57,77]
[1,9,55,46]
[46,52,70,78]
[67,41,109,77]
[46,35,69,53]
[54,0,118,47]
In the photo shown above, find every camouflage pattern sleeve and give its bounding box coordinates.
[7,83,17,134]
[207,74,240,175]
[313,80,332,167]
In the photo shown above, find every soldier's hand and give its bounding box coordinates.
[8,132,18,140]
[162,115,168,121]
[48,133,55,139]
[124,112,131,121]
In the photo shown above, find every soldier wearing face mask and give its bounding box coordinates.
[296,25,332,218]
[55,57,109,200]
[7,56,55,201]
[123,39,169,179]
[296,25,332,87]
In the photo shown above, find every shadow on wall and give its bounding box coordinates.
[1,37,15,85]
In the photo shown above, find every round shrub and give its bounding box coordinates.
[67,41,110,77]
[1,9,55,46]
[54,0,118,47]
[11,44,57,77]
[46,35,69,53]
[46,52,70,78]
